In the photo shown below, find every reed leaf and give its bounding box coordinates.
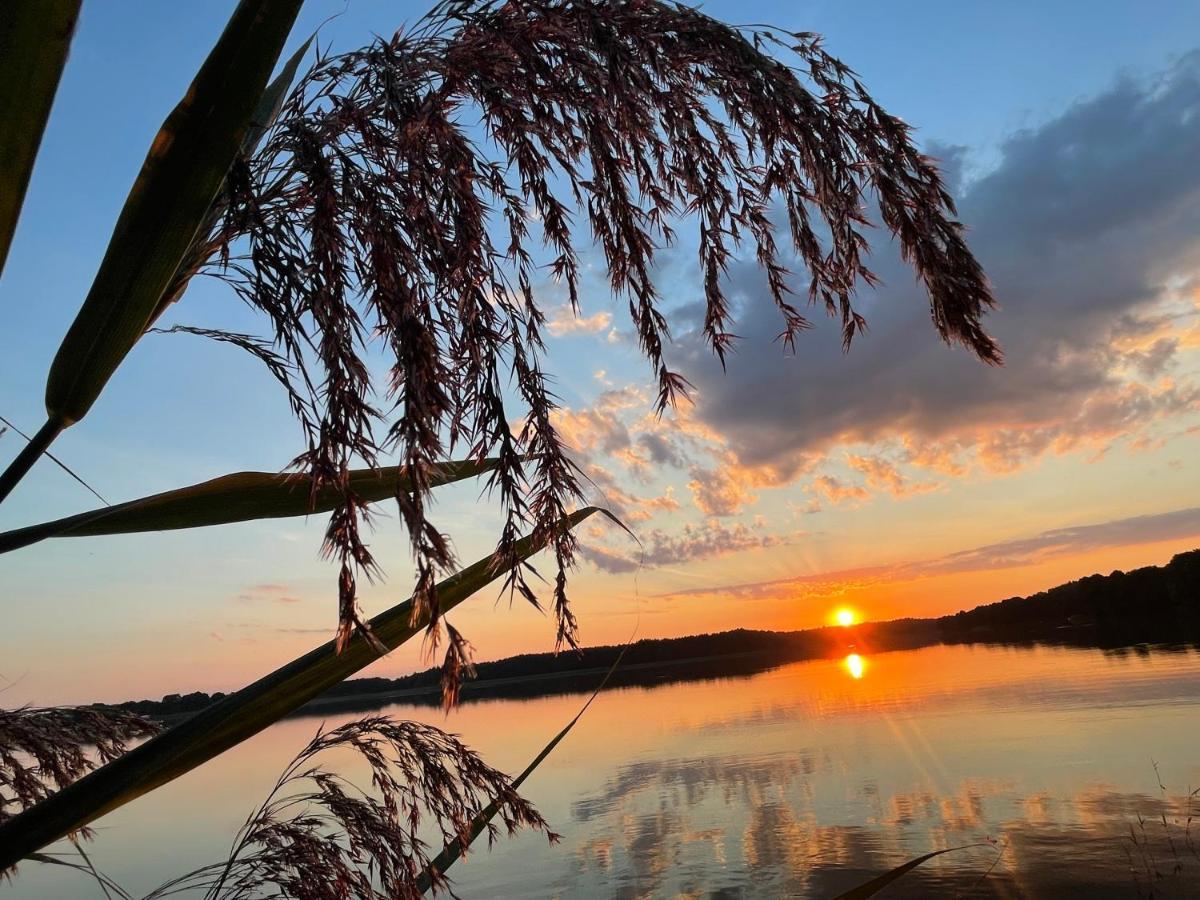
[417,645,629,894]
[0,0,80,276]
[0,506,602,871]
[0,1,302,507]
[0,459,499,555]
[832,843,995,899]
[43,0,301,427]
[150,34,316,326]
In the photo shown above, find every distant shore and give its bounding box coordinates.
[103,548,1200,722]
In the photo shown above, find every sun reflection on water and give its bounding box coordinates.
[844,653,867,679]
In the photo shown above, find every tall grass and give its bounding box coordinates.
[0,0,999,891]
[1124,763,1200,897]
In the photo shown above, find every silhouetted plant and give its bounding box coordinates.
[195,0,1000,657]
[1123,763,1200,898]
[0,0,1000,663]
[186,718,551,900]
[25,717,553,899]
[0,706,159,847]
[0,0,1001,885]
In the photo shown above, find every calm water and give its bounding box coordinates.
[14,642,1200,898]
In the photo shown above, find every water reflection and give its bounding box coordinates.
[12,643,1200,899]
[562,753,1200,898]
[454,643,1200,899]
[843,652,867,680]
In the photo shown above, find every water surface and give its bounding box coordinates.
[16,642,1200,898]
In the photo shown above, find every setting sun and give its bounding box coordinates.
[834,607,859,627]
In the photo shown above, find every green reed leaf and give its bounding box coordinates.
[0,459,498,554]
[44,0,302,429]
[151,34,316,323]
[0,0,81,276]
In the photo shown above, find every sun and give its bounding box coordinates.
[833,607,858,627]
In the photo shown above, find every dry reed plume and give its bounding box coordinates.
[179,0,998,672]
[20,716,550,899]
[0,705,159,849]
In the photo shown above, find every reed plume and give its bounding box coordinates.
[190,0,999,660]
[25,717,551,899]
[0,705,159,856]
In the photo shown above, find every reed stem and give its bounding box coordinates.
[0,416,65,505]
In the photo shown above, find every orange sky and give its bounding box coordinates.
[2,2,1199,707]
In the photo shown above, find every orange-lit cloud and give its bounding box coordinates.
[663,506,1200,603]
[546,304,614,337]
[666,56,1200,491]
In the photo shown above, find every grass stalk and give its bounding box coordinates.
[0,416,65,504]
[417,644,629,893]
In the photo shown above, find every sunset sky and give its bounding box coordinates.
[2,0,1199,705]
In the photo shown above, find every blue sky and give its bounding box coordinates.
[2,0,1200,704]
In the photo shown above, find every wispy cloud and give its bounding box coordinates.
[236,583,303,605]
[584,518,787,573]
[546,304,613,337]
[663,507,1200,600]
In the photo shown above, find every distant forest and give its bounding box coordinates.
[110,549,1200,718]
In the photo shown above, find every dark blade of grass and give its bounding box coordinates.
[416,644,630,894]
[24,853,132,900]
[0,0,81,275]
[0,507,602,871]
[832,842,995,900]
[0,459,498,554]
[0,413,107,505]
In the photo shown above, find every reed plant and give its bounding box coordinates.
[0,0,999,893]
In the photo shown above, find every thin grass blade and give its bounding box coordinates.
[832,843,995,899]
[417,644,630,894]
[0,507,603,870]
[0,459,499,554]
[0,0,81,275]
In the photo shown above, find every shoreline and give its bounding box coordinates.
[104,548,1199,722]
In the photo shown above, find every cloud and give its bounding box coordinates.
[546,304,613,337]
[687,459,757,516]
[931,506,1200,573]
[807,474,869,507]
[578,461,680,525]
[236,583,303,604]
[552,387,645,456]
[845,454,938,497]
[664,507,1200,600]
[637,432,686,468]
[668,54,1200,481]
[583,518,786,573]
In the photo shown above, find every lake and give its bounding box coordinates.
[14,642,1200,898]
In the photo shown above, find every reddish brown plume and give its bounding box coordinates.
[191,0,998,687]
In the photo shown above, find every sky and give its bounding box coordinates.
[2,0,1199,705]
